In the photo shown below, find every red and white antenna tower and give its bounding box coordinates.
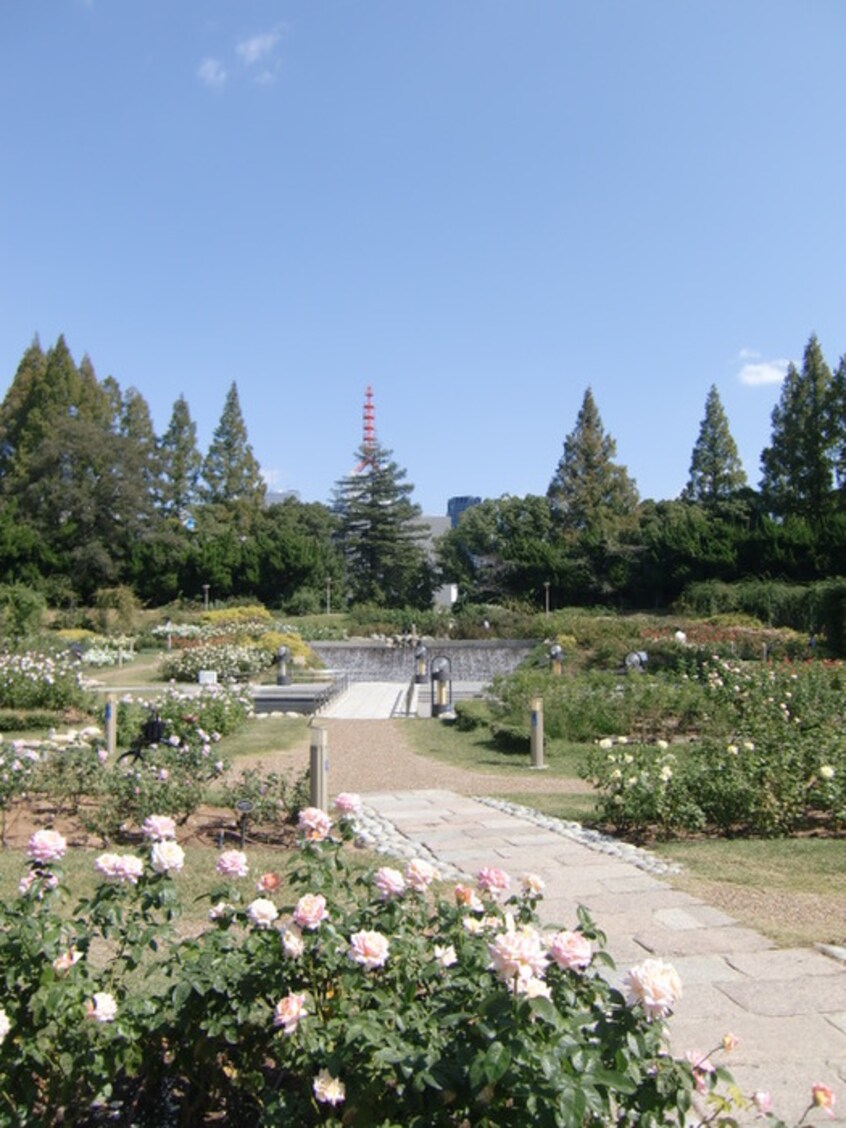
[354,385,377,472]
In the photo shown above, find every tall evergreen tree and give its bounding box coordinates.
[333,441,433,607]
[547,387,639,535]
[760,335,834,520]
[159,394,202,521]
[201,382,266,510]
[682,385,747,506]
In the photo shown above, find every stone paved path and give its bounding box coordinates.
[360,790,846,1124]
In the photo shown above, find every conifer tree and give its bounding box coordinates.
[760,335,834,520]
[547,387,639,535]
[333,440,433,607]
[159,394,202,521]
[682,385,747,506]
[201,382,266,509]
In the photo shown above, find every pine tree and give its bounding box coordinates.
[547,388,639,535]
[159,394,202,521]
[333,441,433,607]
[760,335,834,520]
[682,385,747,506]
[201,383,266,509]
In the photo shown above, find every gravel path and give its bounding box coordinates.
[234,718,593,797]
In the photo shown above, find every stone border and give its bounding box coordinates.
[471,796,683,877]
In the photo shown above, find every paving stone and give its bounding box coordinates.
[634,925,773,957]
[726,948,846,980]
[826,1011,846,1035]
[720,974,846,1016]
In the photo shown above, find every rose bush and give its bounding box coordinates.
[0,807,822,1126]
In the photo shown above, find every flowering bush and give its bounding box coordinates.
[158,641,273,682]
[0,808,820,1125]
[585,658,846,836]
[0,650,90,711]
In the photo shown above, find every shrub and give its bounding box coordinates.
[0,809,758,1126]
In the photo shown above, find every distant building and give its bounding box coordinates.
[447,495,481,528]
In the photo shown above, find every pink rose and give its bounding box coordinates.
[257,871,281,893]
[624,958,682,1021]
[488,925,548,988]
[27,829,67,864]
[141,814,176,841]
[373,866,406,899]
[247,897,279,929]
[273,992,307,1034]
[297,806,333,842]
[0,1008,9,1044]
[477,866,510,898]
[348,929,390,970]
[216,850,249,878]
[752,1091,773,1117]
[334,792,362,814]
[406,858,438,891]
[95,852,144,885]
[293,893,329,931]
[548,929,592,972]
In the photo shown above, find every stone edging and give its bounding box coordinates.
[472,796,683,876]
[351,796,681,881]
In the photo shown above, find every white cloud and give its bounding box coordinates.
[237,30,280,67]
[197,57,227,87]
[738,358,791,386]
[738,347,760,361]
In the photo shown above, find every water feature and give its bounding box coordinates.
[310,639,534,683]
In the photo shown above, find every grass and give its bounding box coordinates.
[215,714,310,761]
[404,716,593,781]
[89,650,165,688]
[653,837,846,948]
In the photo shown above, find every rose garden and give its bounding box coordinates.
[0,603,841,1125]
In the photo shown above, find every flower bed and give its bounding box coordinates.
[0,803,824,1125]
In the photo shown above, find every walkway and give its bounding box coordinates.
[361,788,846,1124]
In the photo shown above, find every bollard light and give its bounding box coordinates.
[310,726,328,810]
[530,695,547,770]
[430,656,452,718]
[549,643,564,676]
[276,645,292,686]
[414,643,428,684]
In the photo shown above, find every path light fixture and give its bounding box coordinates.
[549,643,564,676]
[430,655,452,718]
[276,645,292,686]
[414,643,428,684]
[625,650,648,673]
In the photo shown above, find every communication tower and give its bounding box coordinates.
[354,385,378,472]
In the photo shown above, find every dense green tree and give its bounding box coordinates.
[760,335,834,521]
[436,494,559,603]
[159,394,203,521]
[682,385,747,506]
[201,383,266,514]
[333,441,434,608]
[827,354,846,501]
[547,388,639,537]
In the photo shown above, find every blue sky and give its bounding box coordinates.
[2,2,846,516]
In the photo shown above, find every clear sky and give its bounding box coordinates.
[2,2,845,516]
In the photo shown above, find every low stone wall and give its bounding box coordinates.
[310,639,534,683]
